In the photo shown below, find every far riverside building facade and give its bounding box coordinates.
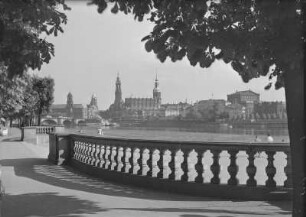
[48,92,87,119]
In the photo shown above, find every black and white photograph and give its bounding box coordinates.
[0,1,304,216]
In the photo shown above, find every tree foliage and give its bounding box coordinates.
[32,76,55,125]
[0,0,70,78]
[0,65,54,126]
[90,0,303,89]
[0,64,28,119]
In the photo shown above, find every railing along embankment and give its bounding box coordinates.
[48,133,292,201]
[22,126,65,145]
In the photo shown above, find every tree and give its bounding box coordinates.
[0,0,70,78]
[32,76,55,126]
[90,1,305,216]
[0,64,27,122]
[18,77,40,127]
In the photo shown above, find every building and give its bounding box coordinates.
[254,101,287,119]
[227,90,260,115]
[87,94,101,120]
[225,103,244,120]
[227,90,260,104]
[49,92,87,119]
[125,75,161,117]
[159,102,191,119]
[109,74,162,120]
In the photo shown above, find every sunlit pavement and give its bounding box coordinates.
[0,132,291,217]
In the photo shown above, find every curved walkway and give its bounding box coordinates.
[0,130,291,217]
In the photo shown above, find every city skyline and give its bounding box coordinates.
[32,1,286,110]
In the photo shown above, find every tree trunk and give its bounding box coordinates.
[37,107,42,126]
[37,114,41,126]
[284,68,305,217]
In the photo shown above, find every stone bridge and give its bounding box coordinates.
[41,117,85,126]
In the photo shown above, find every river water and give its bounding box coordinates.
[64,125,289,143]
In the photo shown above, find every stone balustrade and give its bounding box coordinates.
[49,133,292,200]
[36,126,55,134]
[21,126,65,144]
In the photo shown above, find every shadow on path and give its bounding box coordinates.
[113,206,291,216]
[0,156,292,215]
[1,137,21,142]
[3,192,106,217]
[0,157,209,201]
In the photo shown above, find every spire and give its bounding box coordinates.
[116,72,121,84]
[154,73,159,89]
[114,73,122,109]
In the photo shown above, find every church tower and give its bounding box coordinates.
[114,74,123,110]
[153,74,161,107]
[66,92,74,117]
[90,94,98,108]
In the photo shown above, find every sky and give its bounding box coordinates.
[33,1,285,110]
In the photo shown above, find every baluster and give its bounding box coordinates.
[88,144,94,165]
[79,142,83,162]
[168,149,176,180]
[91,144,96,165]
[146,148,153,177]
[195,150,204,183]
[82,143,86,163]
[80,142,84,162]
[111,146,118,170]
[137,148,143,175]
[120,147,126,172]
[284,151,292,188]
[116,147,123,172]
[76,141,81,160]
[265,150,277,187]
[210,149,221,184]
[181,149,190,182]
[157,149,164,179]
[124,147,130,173]
[84,142,88,163]
[103,145,108,169]
[73,141,77,159]
[128,147,133,174]
[246,149,257,186]
[227,149,239,185]
[79,142,82,161]
[94,144,100,167]
[88,144,93,164]
[99,145,105,168]
[82,143,87,163]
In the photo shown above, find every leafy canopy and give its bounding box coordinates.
[0,0,70,78]
[90,0,303,89]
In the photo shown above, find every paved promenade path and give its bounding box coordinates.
[0,130,291,217]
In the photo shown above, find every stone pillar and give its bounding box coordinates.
[74,119,78,125]
[57,118,64,125]
[48,133,71,165]
[54,125,65,133]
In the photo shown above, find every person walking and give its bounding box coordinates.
[267,133,274,143]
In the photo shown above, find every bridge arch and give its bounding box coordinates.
[41,119,57,126]
[63,119,72,128]
[77,120,86,126]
